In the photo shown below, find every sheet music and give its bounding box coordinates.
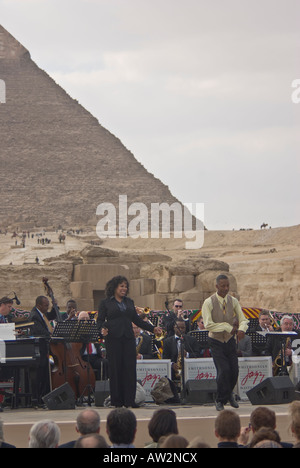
[0,323,16,340]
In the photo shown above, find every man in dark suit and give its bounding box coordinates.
[162,319,201,381]
[29,296,57,404]
[132,324,154,360]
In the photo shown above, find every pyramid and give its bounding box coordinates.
[0,25,183,230]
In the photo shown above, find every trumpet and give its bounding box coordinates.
[136,306,166,341]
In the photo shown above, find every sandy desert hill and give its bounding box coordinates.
[0,224,299,314]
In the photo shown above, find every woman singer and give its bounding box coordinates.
[97,275,162,408]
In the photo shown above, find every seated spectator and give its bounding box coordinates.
[29,420,60,448]
[239,406,293,448]
[160,434,189,448]
[249,427,282,448]
[74,434,109,448]
[215,410,242,448]
[289,400,300,447]
[0,419,15,448]
[58,409,101,448]
[106,408,137,448]
[145,409,179,448]
[188,437,210,448]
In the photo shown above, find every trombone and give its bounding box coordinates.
[136,306,166,341]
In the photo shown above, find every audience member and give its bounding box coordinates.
[0,419,15,448]
[239,406,293,448]
[58,409,101,448]
[145,408,178,448]
[289,400,300,448]
[28,420,60,448]
[74,434,109,448]
[160,434,188,448]
[215,410,242,448]
[106,408,137,448]
[187,437,210,448]
[248,427,282,448]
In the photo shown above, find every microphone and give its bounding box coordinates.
[12,292,21,305]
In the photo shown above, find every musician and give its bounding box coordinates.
[29,296,57,404]
[0,297,13,323]
[0,298,14,383]
[257,310,275,332]
[202,274,249,411]
[62,299,78,321]
[265,315,297,374]
[97,276,162,408]
[78,311,108,380]
[132,324,154,360]
[251,310,275,356]
[162,319,201,381]
[162,299,191,336]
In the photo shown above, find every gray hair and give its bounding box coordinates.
[29,420,61,448]
[280,315,294,325]
[76,409,101,435]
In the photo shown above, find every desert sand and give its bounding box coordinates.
[0,224,299,314]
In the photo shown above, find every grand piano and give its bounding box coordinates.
[0,337,43,408]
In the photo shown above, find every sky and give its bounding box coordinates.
[1,0,299,230]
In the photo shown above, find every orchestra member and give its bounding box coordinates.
[162,299,190,336]
[0,297,13,323]
[29,296,57,405]
[97,276,162,408]
[163,319,200,382]
[132,324,154,360]
[78,311,108,380]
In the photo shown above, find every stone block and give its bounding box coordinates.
[69,281,93,299]
[170,275,194,293]
[141,278,156,295]
[156,278,170,294]
[73,263,129,289]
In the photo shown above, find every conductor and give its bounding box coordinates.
[97,276,162,408]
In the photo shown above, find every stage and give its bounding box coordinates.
[0,401,295,448]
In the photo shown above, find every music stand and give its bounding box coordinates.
[52,320,99,405]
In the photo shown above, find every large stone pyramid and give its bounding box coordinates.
[0,25,182,229]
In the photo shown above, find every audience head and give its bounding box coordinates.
[74,434,108,448]
[250,407,276,432]
[160,434,188,448]
[249,427,282,448]
[215,410,241,442]
[148,408,178,443]
[289,401,300,443]
[76,409,100,435]
[29,420,60,448]
[106,408,137,446]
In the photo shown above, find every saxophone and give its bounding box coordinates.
[274,337,291,376]
[136,335,144,356]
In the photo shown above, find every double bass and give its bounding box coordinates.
[42,277,95,399]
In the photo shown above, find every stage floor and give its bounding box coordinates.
[0,401,295,448]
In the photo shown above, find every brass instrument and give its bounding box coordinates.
[274,336,291,376]
[268,311,279,330]
[136,306,167,341]
[136,335,144,356]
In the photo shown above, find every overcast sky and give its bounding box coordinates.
[1,0,299,230]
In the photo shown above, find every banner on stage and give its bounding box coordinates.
[237,357,273,400]
[184,357,272,401]
[137,359,172,401]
